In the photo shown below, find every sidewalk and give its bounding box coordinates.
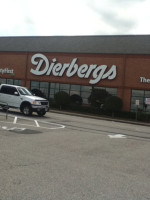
[51,109,150,127]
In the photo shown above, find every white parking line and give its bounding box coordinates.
[0,115,65,130]
[108,134,126,138]
[13,116,17,124]
[2,126,26,131]
[34,120,40,127]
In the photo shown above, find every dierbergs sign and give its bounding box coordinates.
[30,54,117,84]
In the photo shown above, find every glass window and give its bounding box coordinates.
[55,83,60,89]
[70,90,80,96]
[49,93,54,98]
[0,78,6,84]
[131,97,144,104]
[39,82,49,98]
[70,84,81,96]
[82,98,89,104]
[54,89,59,94]
[29,81,118,106]
[40,82,49,88]
[106,88,117,96]
[132,90,144,96]
[60,84,70,90]
[6,79,13,85]
[81,85,92,92]
[70,85,81,91]
[31,81,40,89]
[81,91,91,99]
[131,89,150,113]
[30,81,49,98]
[50,89,55,95]
[0,85,17,95]
[94,86,117,96]
[0,79,21,86]
[14,80,22,86]
[0,85,8,94]
[145,91,150,97]
[50,83,55,88]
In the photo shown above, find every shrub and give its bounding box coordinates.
[70,94,83,105]
[103,96,123,115]
[31,89,45,98]
[88,88,110,107]
[54,91,70,109]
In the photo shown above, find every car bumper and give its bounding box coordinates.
[31,105,49,112]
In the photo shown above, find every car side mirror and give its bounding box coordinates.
[14,91,19,96]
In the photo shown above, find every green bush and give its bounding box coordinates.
[103,96,123,115]
[54,91,70,109]
[31,89,46,98]
[70,94,83,105]
[88,88,110,107]
[136,112,150,122]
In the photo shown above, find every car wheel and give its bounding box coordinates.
[37,110,46,116]
[22,104,32,116]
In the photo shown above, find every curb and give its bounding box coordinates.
[50,109,150,127]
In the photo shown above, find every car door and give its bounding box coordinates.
[7,86,22,108]
[0,85,11,106]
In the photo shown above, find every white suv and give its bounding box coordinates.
[0,84,49,116]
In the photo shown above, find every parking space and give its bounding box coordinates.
[0,110,65,134]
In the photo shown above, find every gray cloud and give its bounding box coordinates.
[100,11,136,33]
[111,0,145,3]
[83,0,144,34]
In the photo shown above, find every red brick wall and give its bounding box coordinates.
[1,52,150,112]
[0,53,27,81]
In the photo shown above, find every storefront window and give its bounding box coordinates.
[106,88,117,96]
[94,87,117,96]
[70,85,80,91]
[59,84,70,94]
[49,83,60,99]
[49,88,55,98]
[6,79,14,85]
[39,82,49,98]
[50,83,56,88]
[0,78,6,84]
[80,86,92,104]
[132,90,144,96]
[30,81,40,88]
[70,85,81,96]
[145,91,150,97]
[14,80,22,86]
[131,90,150,113]
[0,78,21,86]
[30,81,117,106]
[30,81,49,98]
[81,86,92,92]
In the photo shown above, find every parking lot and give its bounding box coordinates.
[0,109,150,200]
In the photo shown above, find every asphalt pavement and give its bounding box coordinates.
[0,110,150,200]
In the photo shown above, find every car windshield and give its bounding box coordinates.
[18,87,32,96]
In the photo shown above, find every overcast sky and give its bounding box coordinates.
[0,0,150,36]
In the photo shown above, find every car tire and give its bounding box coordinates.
[37,110,46,116]
[21,104,32,116]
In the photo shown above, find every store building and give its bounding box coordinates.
[0,35,150,112]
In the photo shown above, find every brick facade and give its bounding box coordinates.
[0,52,150,112]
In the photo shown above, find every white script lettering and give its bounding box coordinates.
[30,53,117,84]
